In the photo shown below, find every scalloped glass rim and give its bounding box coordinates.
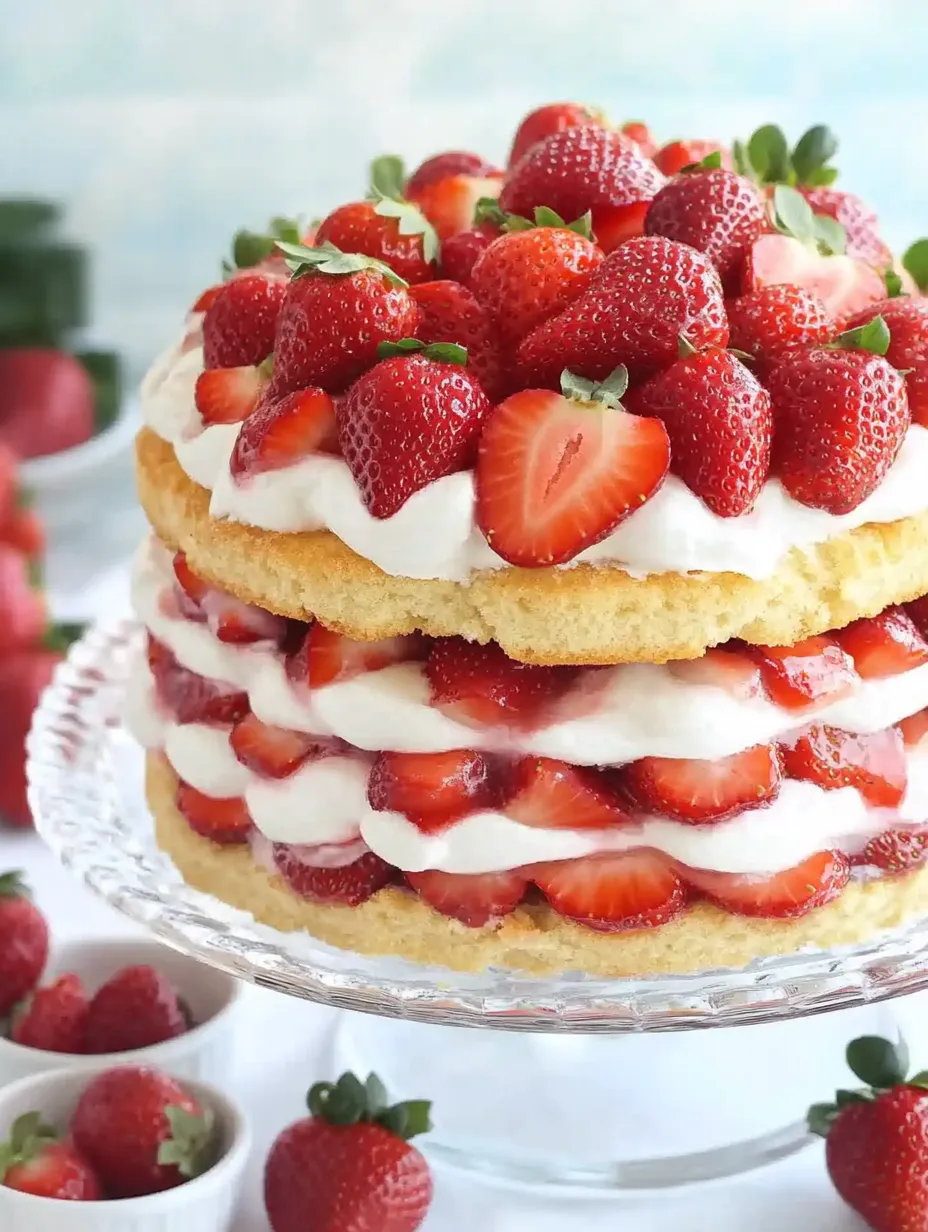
[26,619,928,1033]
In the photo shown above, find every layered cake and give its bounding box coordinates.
[130,104,928,975]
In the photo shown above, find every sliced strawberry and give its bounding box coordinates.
[503,757,630,829]
[229,387,338,479]
[899,708,928,747]
[149,645,249,725]
[781,724,907,808]
[201,591,290,646]
[286,624,422,690]
[684,849,849,918]
[622,744,781,823]
[745,635,857,711]
[274,846,394,905]
[425,637,578,729]
[862,830,928,873]
[667,645,764,700]
[405,869,527,926]
[172,552,209,607]
[194,365,266,425]
[835,608,928,680]
[742,234,884,324]
[475,387,669,567]
[175,782,252,844]
[230,713,328,779]
[533,850,688,931]
[367,750,500,831]
[408,174,503,241]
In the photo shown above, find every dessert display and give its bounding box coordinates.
[132,104,928,976]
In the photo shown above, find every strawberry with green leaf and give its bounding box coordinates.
[844,295,928,427]
[653,140,731,176]
[0,1114,101,1200]
[410,279,505,401]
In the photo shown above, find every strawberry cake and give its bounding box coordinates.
[131,105,928,975]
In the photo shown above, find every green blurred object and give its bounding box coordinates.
[0,241,87,346]
[75,349,122,433]
[0,198,60,241]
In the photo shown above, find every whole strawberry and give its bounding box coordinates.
[726,285,835,369]
[0,873,48,1015]
[628,344,772,516]
[0,1113,101,1200]
[810,1035,928,1232]
[82,964,189,1055]
[507,101,606,167]
[271,243,418,396]
[337,339,491,517]
[843,297,928,427]
[264,1070,433,1232]
[410,279,505,401]
[11,972,89,1053]
[499,125,666,252]
[645,167,766,286]
[469,209,604,348]
[767,317,910,514]
[71,1065,216,1198]
[516,235,728,387]
[438,223,499,287]
[202,272,287,369]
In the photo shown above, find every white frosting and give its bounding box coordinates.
[142,335,928,583]
[133,537,928,764]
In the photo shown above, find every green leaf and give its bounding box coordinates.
[731,138,754,179]
[269,216,302,246]
[0,872,29,899]
[681,151,723,173]
[377,337,426,358]
[566,210,594,239]
[232,229,277,270]
[812,213,846,256]
[834,314,891,357]
[835,1087,876,1108]
[790,125,839,186]
[43,622,87,653]
[378,1099,432,1141]
[369,155,407,202]
[846,1035,909,1089]
[806,1102,839,1138]
[884,268,906,297]
[75,349,122,434]
[903,238,928,292]
[0,199,60,241]
[365,1073,388,1118]
[560,369,597,402]
[533,205,567,228]
[772,185,816,245]
[908,1070,928,1090]
[276,240,408,287]
[748,124,790,183]
[158,1105,216,1179]
[502,213,534,232]
[376,338,467,365]
[560,365,628,407]
[805,165,840,188]
[307,1081,334,1118]
[372,197,439,263]
[473,197,507,228]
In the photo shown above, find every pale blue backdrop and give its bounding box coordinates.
[1,0,924,376]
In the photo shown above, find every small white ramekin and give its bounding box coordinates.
[0,1064,251,1232]
[0,938,244,1088]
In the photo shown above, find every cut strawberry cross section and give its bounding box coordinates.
[834,608,928,680]
[621,744,781,824]
[405,869,527,927]
[780,724,907,808]
[684,849,849,918]
[532,850,688,932]
[746,635,857,711]
[367,750,501,831]
[502,757,630,830]
[289,625,422,690]
[175,782,252,845]
[230,713,332,779]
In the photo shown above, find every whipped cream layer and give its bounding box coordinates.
[142,332,928,584]
[134,537,928,765]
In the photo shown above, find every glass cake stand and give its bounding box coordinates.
[27,621,928,1194]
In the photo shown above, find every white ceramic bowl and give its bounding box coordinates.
[0,938,244,1088]
[0,1064,251,1232]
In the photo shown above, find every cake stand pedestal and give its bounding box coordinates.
[28,622,928,1194]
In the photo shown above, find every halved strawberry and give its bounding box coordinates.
[533,850,688,931]
[405,869,528,926]
[621,744,781,823]
[742,234,884,324]
[835,608,928,680]
[475,386,669,567]
[149,645,249,725]
[899,708,928,747]
[229,387,338,479]
[172,552,209,607]
[503,757,630,829]
[288,624,422,690]
[745,635,857,711]
[667,645,763,699]
[684,849,849,918]
[780,724,907,808]
[175,782,252,844]
[194,365,266,425]
[367,750,500,831]
[408,174,502,240]
[862,830,928,873]
[274,846,394,905]
[230,713,329,779]
[202,592,291,646]
[425,637,578,729]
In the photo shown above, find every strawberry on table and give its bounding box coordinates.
[410,279,505,401]
[835,607,928,679]
[627,344,772,517]
[337,339,491,517]
[781,724,907,808]
[425,637,579,728]
[264,1070,433,1232]
[194,363,268,424]
[11,973,89,1053]
[83,964,189,1055]
[71,1065,217,1198]
[499,125,666,254]
[515,235,728,387]
[503,757,631,829]
[507,101,607,167]
[533,850,688,931]
[202,271,286,369]
[407,173,502,241]
[405,869,528,926]
[229,386,339,478]
[685,849,849,917]
[0,873,48,1015]
[475,366,669,567]
[407,149,500,195]
[767,320,910,515]
[653,139,730,176]
[726,285,835,369]
[469,208,604,348]
[745,635,857,711]
[843,296,928,427]
[621,744,782,823]
[271,242,418,395]
[0,1114,101,1200]
[809,1035,928,1232]
[230,713,328,779]
[274,847,395,905]
[368,750,500,830]
[0,646,62,828]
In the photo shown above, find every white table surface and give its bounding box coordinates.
[8,552,919,1230]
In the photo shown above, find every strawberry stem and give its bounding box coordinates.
[831,315,891,357]
[376,338,467,365]
[903,238,928,292]
[276,240,409,288]
[156,1105,217,1180]
[807,1035,916,1138]
[681,150,723,173]
[560,365,628,407]
[0,1113,58,1181]
[0,871,30,899]
[307,1071,432,1141]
